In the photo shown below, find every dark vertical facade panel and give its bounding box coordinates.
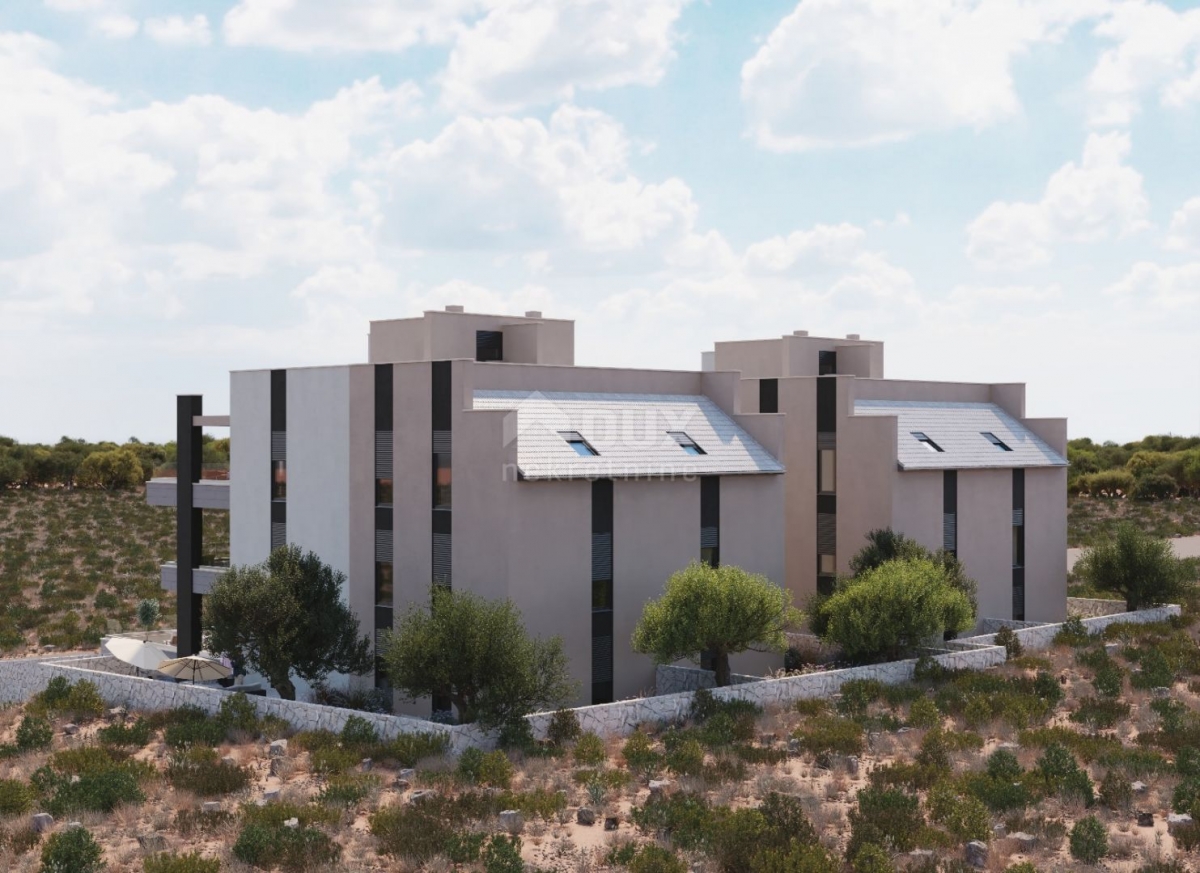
[374,364,393,431]
[270,369,287,431]
[1012,468,1026,620]
[818,350,837,376]
[591,479,614,704]
[759,378,778,414]
[816,378,837,433]
[176,395,204,657]
[431,361,452,432]
[943,470,958,555]
[699,477,720,670]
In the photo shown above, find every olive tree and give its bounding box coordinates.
[818,559,974,662]
[849,528,978,619]
[380,588,577,727]
[204,546,373,700]
[632,562,801,687]
[1075,523,1189,611]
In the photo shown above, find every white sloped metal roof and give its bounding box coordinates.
[854,400,1067,470]
[473,390,784,480]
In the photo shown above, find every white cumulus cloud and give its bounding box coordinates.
[144,14,212,47]
[223,0,482,51]
[1166,197,1200,253]
[439,0,688,113]
[741,0,1108,150]
[966,132,1149,269]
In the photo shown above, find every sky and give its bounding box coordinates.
[1,0,1199,445]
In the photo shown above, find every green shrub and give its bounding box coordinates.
[750,844,841,873]
[1054,616,1091,647]
[629,793,714,851]
[628,844,687,873]
[16,716,53,751]
[45,767,146,815]
[338,715,378,748]
[174,808,234,836]
[1069,816,1108,864]
[39,826,105,873]
[316,773,377,807]
[143,852,221,873]
[1172,775,1200,815]
[1004,864,1039,873]
[793,716,864,757]
[927,782,989,841]
[216,693,262,736]
[573,731,607,767]
[373,732,449,767]
[164,707,227,748]
[241,801,340,829]
[851,844,895,873]
[60,681,105,720]
[97,718,152,747]
[546,708,582,747]
[483,834,523,873]
[0,777,34,815]
[995,626,1023,660]
[1133,472,1178,501]
[664,736,706,777]
[308,745,359,775]
[847,786,923,856]
[1035,744,1094,805]
[166,747,251,797]
[1131,647,1175,689]
[1099,771,1133,811]
[1093,661,1125,698]
[837,679,884,718]
[232,823,340,871]
[1070,697,1131,730]
[622,731,663,780]
[456,748,514,788]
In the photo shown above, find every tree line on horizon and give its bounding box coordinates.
[1068,434,1200,501]
[0,435,229,491]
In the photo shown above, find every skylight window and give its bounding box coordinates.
[559,431,599,457]
[911,432,944,453]
[982,432,1013,452]
[667,431,706,456]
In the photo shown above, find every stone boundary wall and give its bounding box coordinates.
[1,605,1179,752]
[1067,597,1129,618]
[0,654,472,752]
[654,665,760,694]
[960,605,1180,651]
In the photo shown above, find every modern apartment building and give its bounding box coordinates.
[150,307,1067,710]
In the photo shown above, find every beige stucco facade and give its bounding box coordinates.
[217,307,1067,712]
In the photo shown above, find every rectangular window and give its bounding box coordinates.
[432,454,452,508]
[701,546,719,568]
[912,432,944,453]
[816,378,837,433]
[559,431,599,457]
[818,350,837,376]
[376,478,393,506]
[983,432,1013,451]
[1012,527,1024,568]
[819,554,836,576]
[271,460,287,500]
[668,431,706,455]
[475,330,503,362]
[375,562,394,607]
[759,378,779,414]
[592,579,613,610]
[818,449,836,493]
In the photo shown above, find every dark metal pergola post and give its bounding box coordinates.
[176,395,204,656]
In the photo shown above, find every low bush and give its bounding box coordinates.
[240,801,340,830]
[664,735,706,777]
[232,822,340,871]
[1070,697,1131,730]
[846,786,924,857]
[338,715,378,747]
[995,626,1023,660]
[793,716,864,757]
[1130,647,1175,689]
[906,698,941,729]
[372,732,449,767]
[1035,744,1094,806]
[143,852,221,873]
[1054,616,1091,647]
[630,793,714,851]
[546,708,582,747]
[39,827,105,873]
[622,731,664,780]
[962,750,1030,812]
[166,747,252,797]
[1100,770,1133,811]
[1069,816,1108,864]
[317,773,378,807]
[573,731,607,767]
[96,718,152,748]
[16,715,53,751]
[927,782,989,841]
[457,748,514,788]
[0,778,33,815]
[851,844,894,873]
[483,834,523,873]
[628,844,687,873]
[174,808,234,836]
